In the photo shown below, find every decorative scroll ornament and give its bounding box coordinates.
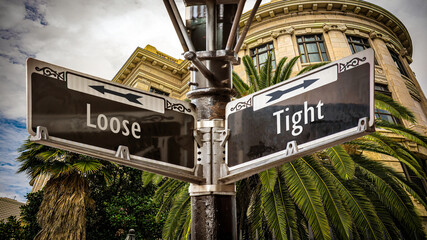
[35,66,65,81]
[140,115,174,122]
[230,98,252,112]
[339,57,367,73]
[323,24,347,33]
[166,100,191,113]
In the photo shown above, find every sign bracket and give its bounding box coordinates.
[285,141,298,156]
[30,126,49,141]
[357,117,369,132]
[115,145,131,161]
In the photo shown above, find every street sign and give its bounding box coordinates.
[27,58,203,183]
[222,49,375,183]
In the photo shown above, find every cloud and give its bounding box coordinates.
[0,116,31,203]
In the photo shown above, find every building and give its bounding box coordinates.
[113,0,427,229]
[0,197,24,220]
[112,45,191,100]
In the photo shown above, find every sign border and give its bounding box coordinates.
[222,49,375,183]
[26,58,204,184]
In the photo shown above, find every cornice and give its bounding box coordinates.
[112,47,190,83]
[240,0,413,57]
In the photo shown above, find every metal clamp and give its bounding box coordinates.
[357,117,368,132]
[30,126,49,141]
[285,141,298,156]
[212,129,230,147]
[189,183,236,196]
[193,130,203,148]
[115,145,130,160]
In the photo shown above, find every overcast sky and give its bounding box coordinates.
[0,0,426,202]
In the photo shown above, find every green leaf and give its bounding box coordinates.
[374,92,416,122]
[375,120,427,148]
[279,56,300,82]
[297,62,330,76]
[281,161,331,240]
[272,57,288,85]
[242,56,260,91]
[259,168,278,192]
[262,186,288,240]
[355,160,424,238]
[323,166,384,240]
[326,146,355,180]
[232,72,250,97]
[300,157,351,240]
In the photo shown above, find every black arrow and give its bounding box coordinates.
[90,85,143,105]
[266,78,319,103]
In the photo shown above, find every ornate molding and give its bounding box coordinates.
[282,26,295,35]
[165,100,191,113]
[339,57,367,73]
[385,43,397,52]
[323,24,347,33]
[230,98,252,112]
[399,48,408,57]
[369,31,391,43]
[271,27,295,39]
[35,67,65,81]
[271,31,280,39]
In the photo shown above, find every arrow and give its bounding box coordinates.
[266,78,319,103]
[90,85,143,105]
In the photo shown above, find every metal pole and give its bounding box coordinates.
[163,1,260,239]
[234,0,262,53]
[189,1,237,239]
[226,0,246,51]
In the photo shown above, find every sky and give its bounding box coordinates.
[0,0,426,203]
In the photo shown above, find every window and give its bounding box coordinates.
[150,87,170,96]
[401,161,427,194]
[250,42,276,71]
[389,50,409,77]
[374,84,400,124]
[374,84,392,96]
[297,34,328,63]
[347,36,371,54]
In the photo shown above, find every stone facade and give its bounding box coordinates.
[112,45,191,100]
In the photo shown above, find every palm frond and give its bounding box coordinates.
[326,145,355,180]
[247,182,267,239]
[259,168,278,192]
[362,133,425,179]
[260,53,274,89]
[281,161,331,240]
[242,56,261,91]
[262,185,289,240]
[272,57,288,85]
[141,171,163,186]
[300,157,351,240]
[232,72,250,97]
[354,155,424,239]
[297,62,330,76]
[375,120,427,148]
[374,92,416,122]
[277,175,300,240]
[72,159,102,175]
[161,190,190,239]
[322,166,383,240]
[279,56,300,82]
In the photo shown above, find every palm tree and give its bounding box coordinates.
[149,54,427,240]
[17,140,111,240]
